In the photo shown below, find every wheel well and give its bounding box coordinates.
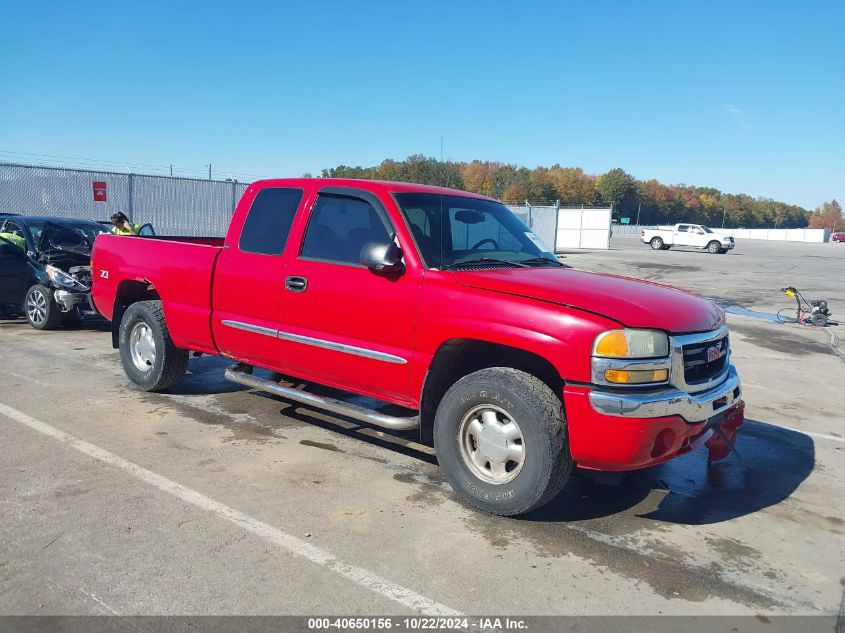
[418,339,563,445]
[111,280,160,348]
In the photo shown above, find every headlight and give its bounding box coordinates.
[45,265,88,291]
[592,329,671,386]
[593,329,669,359]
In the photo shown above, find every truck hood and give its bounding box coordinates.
[453,267,724,333]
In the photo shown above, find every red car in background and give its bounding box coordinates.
[832,232,845,242]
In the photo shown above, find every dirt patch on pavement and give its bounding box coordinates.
[729,322,831,356]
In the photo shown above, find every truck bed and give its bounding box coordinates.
[91,234,224,354]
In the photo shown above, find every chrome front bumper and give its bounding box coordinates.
[588,364,742,423]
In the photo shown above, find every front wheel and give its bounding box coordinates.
[433,368,572,516]
[25,285,62,330]
[119,300,188,392]
[707,241,722,254]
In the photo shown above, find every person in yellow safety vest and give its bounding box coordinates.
[0,231,27,252]
[109,211,140,235]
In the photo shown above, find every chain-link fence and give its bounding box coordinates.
[507,205,559,252]
[0,162,249,236]
[1,163,611,248]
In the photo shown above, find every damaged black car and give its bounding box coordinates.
[0,215,110,330]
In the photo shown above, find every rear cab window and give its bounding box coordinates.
[239,187,304,255]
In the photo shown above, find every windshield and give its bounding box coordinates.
[394,193,557,269]
[34,220,110,254]
[701,225,714,233]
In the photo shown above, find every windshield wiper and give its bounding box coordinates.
[446,257,528,269]
[519,256,564,267]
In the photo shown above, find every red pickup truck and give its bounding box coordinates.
[91,178,744,516]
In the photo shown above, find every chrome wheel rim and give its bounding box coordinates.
[129,321,157,372]
[26,289,47,325]
[458,404,525,485]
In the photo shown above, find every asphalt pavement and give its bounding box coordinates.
[1,235,843,616]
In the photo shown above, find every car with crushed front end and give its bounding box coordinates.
[91,178,745,516]
[0,215,110,329]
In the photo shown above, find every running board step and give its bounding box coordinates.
[224,364,420,431]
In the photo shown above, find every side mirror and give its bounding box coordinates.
[360,241,405,274]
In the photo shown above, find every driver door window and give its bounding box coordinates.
[300,194,391,266]
[2,221,25,239]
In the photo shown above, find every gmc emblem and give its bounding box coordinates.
[706,344,724,363]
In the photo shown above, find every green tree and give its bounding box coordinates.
[595,168,637,216]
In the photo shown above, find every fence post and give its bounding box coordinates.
[127,173,134,222]
[554,200,560,253]
[231,181,237,214]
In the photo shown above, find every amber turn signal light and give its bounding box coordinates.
[604,368,669,384]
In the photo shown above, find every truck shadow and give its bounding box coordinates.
[526,419,815,525]
[169,357,815,525]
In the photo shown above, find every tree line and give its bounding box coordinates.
[320,155,840,229]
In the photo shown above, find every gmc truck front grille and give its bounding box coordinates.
[682,335,728,384]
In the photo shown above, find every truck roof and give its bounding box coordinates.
[250,178,496,201]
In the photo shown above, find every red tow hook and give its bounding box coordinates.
[706,401,745,464]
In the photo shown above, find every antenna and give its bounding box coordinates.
[439,135,444,269]
[440,135,445,187]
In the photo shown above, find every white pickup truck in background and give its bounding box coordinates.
[641,223,735,254]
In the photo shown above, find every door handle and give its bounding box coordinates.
[285,276,308,292]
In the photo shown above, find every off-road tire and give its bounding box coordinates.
[25,285,62,330]
[707,241,721,254]
[650,237,664,250]
[119,300,188,392]
[433,368,572,516]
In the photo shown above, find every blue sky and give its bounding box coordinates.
[1,1,842,209]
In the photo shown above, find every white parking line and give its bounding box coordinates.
[780,427,845,444]
[0,401,461,616]
[4,370,53,388]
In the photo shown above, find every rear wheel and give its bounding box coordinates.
[433,368,572,516]
[25,285,61,330]
[119,300,188,392]
[707,241,721,254]
[650,237,664,250]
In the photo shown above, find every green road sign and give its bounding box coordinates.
[621,217,630,224]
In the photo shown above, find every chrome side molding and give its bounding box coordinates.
[224,364,420,431]
[220,319,407,364]
[221,319,277,338]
